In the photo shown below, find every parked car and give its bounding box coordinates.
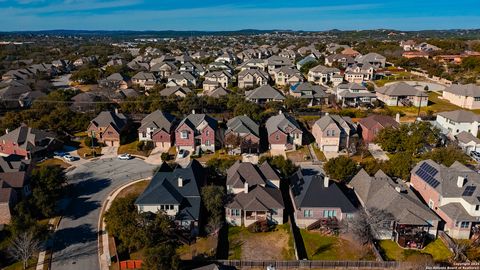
[63,155,77,162]
[118,153,132,160]
[471,151,480,162]
[177,149,188,159]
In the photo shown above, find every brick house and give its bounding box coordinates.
[358,114,399,144]
[410,160,480,239]
[225,161,284,226]
[265,111,303,151]
[138,110,176,152]
[0,125,62,160]
[290,168,356,229]
[175,112,217,153]
[225,115,260,154]
[87,110,128,147]
[311,114,357,153]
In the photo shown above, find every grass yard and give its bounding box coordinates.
[195,149,241,164]
[310,144,327,161]
[117,140,152,157]
[116,180,150,199]
[37,158,71,169]
[177,235,218,260]
[378,239,452,262]
[286,146,311,163]
[301,230,376,261]
[76,140,102,159]
[228,225,295,260]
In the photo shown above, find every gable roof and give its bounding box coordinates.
[245,85,285,101]
[205,86,229,98]
[226,185,284,211]
[265,112,302,136]
[358,115,399,130]
[314,114,356,131]
[139,110,175,133]
[226,161,280,189]
[0,126,57,151]
[176,113,217,131]
[135,160,204,221]
[226,115,259,138]
[377,82,427,97]
[90,111,127,131]
[350,169,438,225]
[160,86,193,96]
[290,82,328,98]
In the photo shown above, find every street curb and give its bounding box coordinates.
[97,177,152,270]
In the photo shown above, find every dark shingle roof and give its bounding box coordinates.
[90,111,127,131]
[139,110,175,133]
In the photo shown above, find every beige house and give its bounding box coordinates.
[312,114,357,152]
[442,84,480,110]
[237,69,269,89]
[203,70,232,91]
[273,67,304,86]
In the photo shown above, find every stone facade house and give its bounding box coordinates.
[312,114,357,153]
[265,112,303,151]
[138,110,176,151]
[87,110,128,146]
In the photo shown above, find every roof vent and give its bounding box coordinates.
[457,176,466,188]
[324,176,330,188]
[178,177,183,187]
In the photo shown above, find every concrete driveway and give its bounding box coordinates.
[50,157,155,270]
[144,146,165,165]
[323,151,341,160]
[368,143,390,161]
[101,146,118,158]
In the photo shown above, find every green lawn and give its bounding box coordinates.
[379,239,452,262]
[310,144,327,161]
[117,140,152,157]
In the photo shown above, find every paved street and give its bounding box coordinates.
[50,157,156,270]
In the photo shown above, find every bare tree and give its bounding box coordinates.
[345,207,395,245]
[9,232,40,269]
[453,242,468,262]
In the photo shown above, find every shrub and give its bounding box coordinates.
[247,219,271,233]
[160,152,170,161]
[136,140,145,151]
[84,136,97,147]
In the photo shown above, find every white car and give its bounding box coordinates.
[117,153,132,160]
[63,155,77,162]
[177,149,188,159]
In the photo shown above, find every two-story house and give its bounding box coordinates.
[0,125,61,160]
[203,70,232,91]
[358,114,399,144]
[138,110,176,151]
[442,84,480,110]
[290,168,356,229]
[311,114,357,153]
[135,160,204,235]
[265,111,303,151]
[225,161,284,226]
[131,71,157,90]
[273,67,304,87]
[355,53,386,68]
[350,169,440,248]
[435,110,480,139]
[411,160,480,239]
[225,115,260,154]
[335,83,376,107]
[87,110,128,147]
[237,69,269,89]
[175,112,217,154]
[307,65,341,85]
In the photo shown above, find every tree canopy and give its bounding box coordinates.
[323,156,359,182]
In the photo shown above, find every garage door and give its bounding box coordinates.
[322,145,338,152]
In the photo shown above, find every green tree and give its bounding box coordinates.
[142,243,179,270]
[324,156,359,182]
[385,152,414,180]
[201,185,225,234]
[284,96,309,112]
[259,155,298,179]
[422,145,469,167]
[71,67,100,84]
[299,60,320,74]
[30,165,66,218]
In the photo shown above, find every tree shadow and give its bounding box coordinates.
[215,224,229,259]
[62,197,100,220]
[313,243,333,257]
[72,178,112,197]
[51,224,97,259]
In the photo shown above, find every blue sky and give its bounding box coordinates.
[1,0,479,31]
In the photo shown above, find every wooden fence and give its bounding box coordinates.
[215,259,411,269]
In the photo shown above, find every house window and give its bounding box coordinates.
[323,210,337,218]
[275,134,280,141]
[180,131,188,139]
[346,213,354,219]
[205,140,210,146]
[206,130,209,136]
[326,130,330,136]
[232,209,241,216]
[303,210,313,217]
[476,205,480,211]
[461,221,470,228]
[475,97,480,101]
[142,132,146,138]
[331,130,335,136]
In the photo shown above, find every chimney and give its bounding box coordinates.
[395,113,400,123]
[244,182,249,193]
[324,176,330,188]
[114,108,119,114]
[457,176,466,188]
[192,109,195,114]
[178,177,183,187]
[325,112,329,116]
[279,110,282,115]
[5,129,9,134]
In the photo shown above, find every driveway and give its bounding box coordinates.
[101,146,118,158]
[323,151,341,160]
[368,143,390,161]
[144,146,165,165]
[50,157,155,270]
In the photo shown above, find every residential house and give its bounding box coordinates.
[225,115,260,154]
[237,69,269,89]
[335,83,376,107]
[207,62,234,74]
[325,54,354,68]
[345,63,375,82]
[0,126,61,160]
[341,48,361,57]
[135,160,204,234]
[87,110,128,146]
[289,82,329,107]
[266,56,293,76]
[138,110,176,151]
[175,112,217,153]
[273,67,304,87]
[411,160,480,239]
[350,169,440,248]
[290,168,356,228]
[237,58,267,71]
[307,65,341,85]
[265,111,303,151]
[131,71,157,90]
[442,84,480,110]
[160,86,193,97]
[150,62,178,78]
[358,115,399,144]
[402,51,429,59]
[400,40,416,51]
[204,86,230,98]
[99,73,130,90]
[456,131,480,154]
[355,53,386,68]
[415,42,441,52]
[225,161,284,226]
[296,55,317,70]
[0,80,33,109]
[435,110,480,138]
[245,85,285,104]
[203,71,232,91]
[166,73,197,88]
[376,82,428,107]
[312,114,357,152]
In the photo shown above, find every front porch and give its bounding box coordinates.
[394,224,430,249]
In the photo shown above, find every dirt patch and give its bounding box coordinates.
[241,229,293,260]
